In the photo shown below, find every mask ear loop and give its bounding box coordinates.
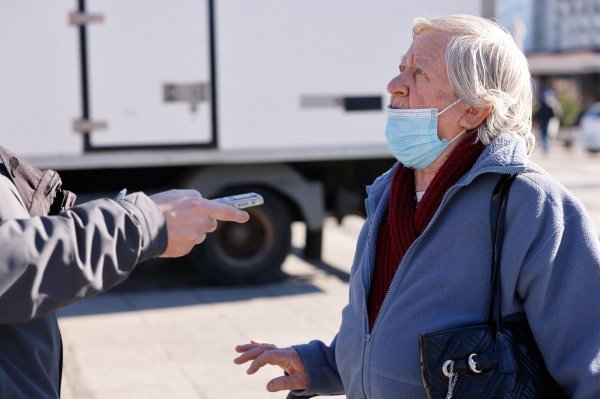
[437,98,462,116]
[448,129,466,144]
[437,99,464,144]
[440,129,466,145]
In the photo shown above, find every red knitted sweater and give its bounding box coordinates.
[367,137,485,330]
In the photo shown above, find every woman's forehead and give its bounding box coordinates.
[404,30,450,67]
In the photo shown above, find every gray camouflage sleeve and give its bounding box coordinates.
[0,192,167,323]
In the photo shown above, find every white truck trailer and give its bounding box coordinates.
[0,0,482,283]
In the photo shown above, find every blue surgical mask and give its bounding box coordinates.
[384,99,464,169]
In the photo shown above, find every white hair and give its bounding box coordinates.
[413,15,535,153]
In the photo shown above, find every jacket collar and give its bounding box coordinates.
[366,132,530,214]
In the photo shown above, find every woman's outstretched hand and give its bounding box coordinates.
[234,340,308,392]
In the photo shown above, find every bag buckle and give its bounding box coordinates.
[468,353,483,373]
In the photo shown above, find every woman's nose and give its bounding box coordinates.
[387,74,408,97]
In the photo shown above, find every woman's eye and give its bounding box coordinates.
[399,64,406,73]
[415,67,425,75]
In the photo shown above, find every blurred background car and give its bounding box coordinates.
[579,102,600,153]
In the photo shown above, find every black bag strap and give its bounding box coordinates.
[487,173,518,332]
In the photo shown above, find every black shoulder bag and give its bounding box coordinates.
[419,174,568,399]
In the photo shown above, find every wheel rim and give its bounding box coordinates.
[213,208,275,269]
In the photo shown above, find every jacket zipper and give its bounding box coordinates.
[370,168,523,332]
[359,168,523,398]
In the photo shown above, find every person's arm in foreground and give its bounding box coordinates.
[0,189,248,323]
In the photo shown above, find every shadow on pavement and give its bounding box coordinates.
[58,251,351,318]
[291,247,350,283]
[58,279,324,318]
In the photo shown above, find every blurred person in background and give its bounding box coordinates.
[535,88,563,154]
[0,146,249,398]
[234,14,600,398]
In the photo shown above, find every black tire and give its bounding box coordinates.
[189,188,291,284]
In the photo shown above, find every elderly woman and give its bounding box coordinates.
[234,15,600,398]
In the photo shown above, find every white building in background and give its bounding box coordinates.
[499,0,600,52]
[551,0,600,51]
[498,0,600,105]
[496,0,535,51]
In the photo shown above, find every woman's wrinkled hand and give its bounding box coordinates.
[234,340,308,392]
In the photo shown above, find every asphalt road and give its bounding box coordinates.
[58,141,600,399]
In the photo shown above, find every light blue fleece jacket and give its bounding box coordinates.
[293,133,600,398]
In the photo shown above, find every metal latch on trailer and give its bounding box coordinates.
[68,11,105,26]
[163,82,211,112]
[72,119,108,134]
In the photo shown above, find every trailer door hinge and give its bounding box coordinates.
[73,119,108,134]
[68,11,105,26]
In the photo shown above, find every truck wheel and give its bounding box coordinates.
[190,188,291,284]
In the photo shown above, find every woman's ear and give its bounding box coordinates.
[459,105,492,131]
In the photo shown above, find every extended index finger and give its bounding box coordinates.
[234,344,275,365]
[247,350,291,375]
[203,199,250,223]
